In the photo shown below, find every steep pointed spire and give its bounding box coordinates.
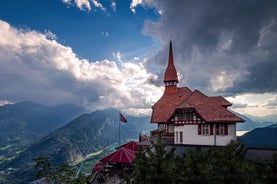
[164,41,178,83]
[163,41,178,94]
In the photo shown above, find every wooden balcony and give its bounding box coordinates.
[150,129,174,144]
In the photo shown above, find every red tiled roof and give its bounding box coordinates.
[196,104,243,122]
[186,90,243,122]
[151,88,244,123]
[100,147,135,164]
[151,87,192,123]
[116,141,139,151]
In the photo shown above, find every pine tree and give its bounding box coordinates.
[133,133,176,184]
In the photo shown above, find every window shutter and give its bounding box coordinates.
[216,124,219,135]
[224,124,228,135]
[210,124,213,135]
[198,124,201,135]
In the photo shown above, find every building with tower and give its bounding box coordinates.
[150,42,244,146]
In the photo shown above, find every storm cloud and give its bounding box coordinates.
[137,0,277,95]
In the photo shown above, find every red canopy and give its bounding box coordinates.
[92,162,104,172]
[100,147,135,164]
[117,141,139,151]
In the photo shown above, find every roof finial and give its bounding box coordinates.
[169,41,173,65]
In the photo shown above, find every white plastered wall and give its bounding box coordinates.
[174,124,236,146]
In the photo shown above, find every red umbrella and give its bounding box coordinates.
[92,162,104,172]
[117,141,139,151]
[100,147,135,164]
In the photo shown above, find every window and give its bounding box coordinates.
[169,124,174,132]
[216,124,228,135]
[193,113,196,121]
[179,131,183,143]
[180,113,185,121]
[175,114,178,121]
[202,124,210,135]
[198,124,214,136]
[187,111,192,121]
[158,124,162,130]
[219,124,224,135]
[175,131,178,143]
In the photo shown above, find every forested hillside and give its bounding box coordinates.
[0,101,84,167]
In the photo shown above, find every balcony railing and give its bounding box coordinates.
[150,129,174,144]
[150,129,174,137]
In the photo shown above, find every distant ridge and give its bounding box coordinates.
[240,123,277,148]
[233,111,275,131]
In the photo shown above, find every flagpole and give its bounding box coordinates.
[119,112,127,146]
[119,112,121,146]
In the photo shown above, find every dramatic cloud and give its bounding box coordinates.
[2,1,277,117]
[0,20,162,114]
[136,0,277,95]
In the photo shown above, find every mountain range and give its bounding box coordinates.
[0,101,276,183]
[234,112,275,131]
[0,101,84,167]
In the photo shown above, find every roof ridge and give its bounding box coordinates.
[192,89,208,97]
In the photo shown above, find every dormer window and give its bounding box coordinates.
[175,115,178,121]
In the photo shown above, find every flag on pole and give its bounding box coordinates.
[120,113,127,123]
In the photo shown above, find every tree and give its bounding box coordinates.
[132,137,277,183]
[201,141,256,184]
[180,147,209,183]
[179,141,264,184]
[133,133,176,184]
[133,145,149,183]
[253,153,277,183]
